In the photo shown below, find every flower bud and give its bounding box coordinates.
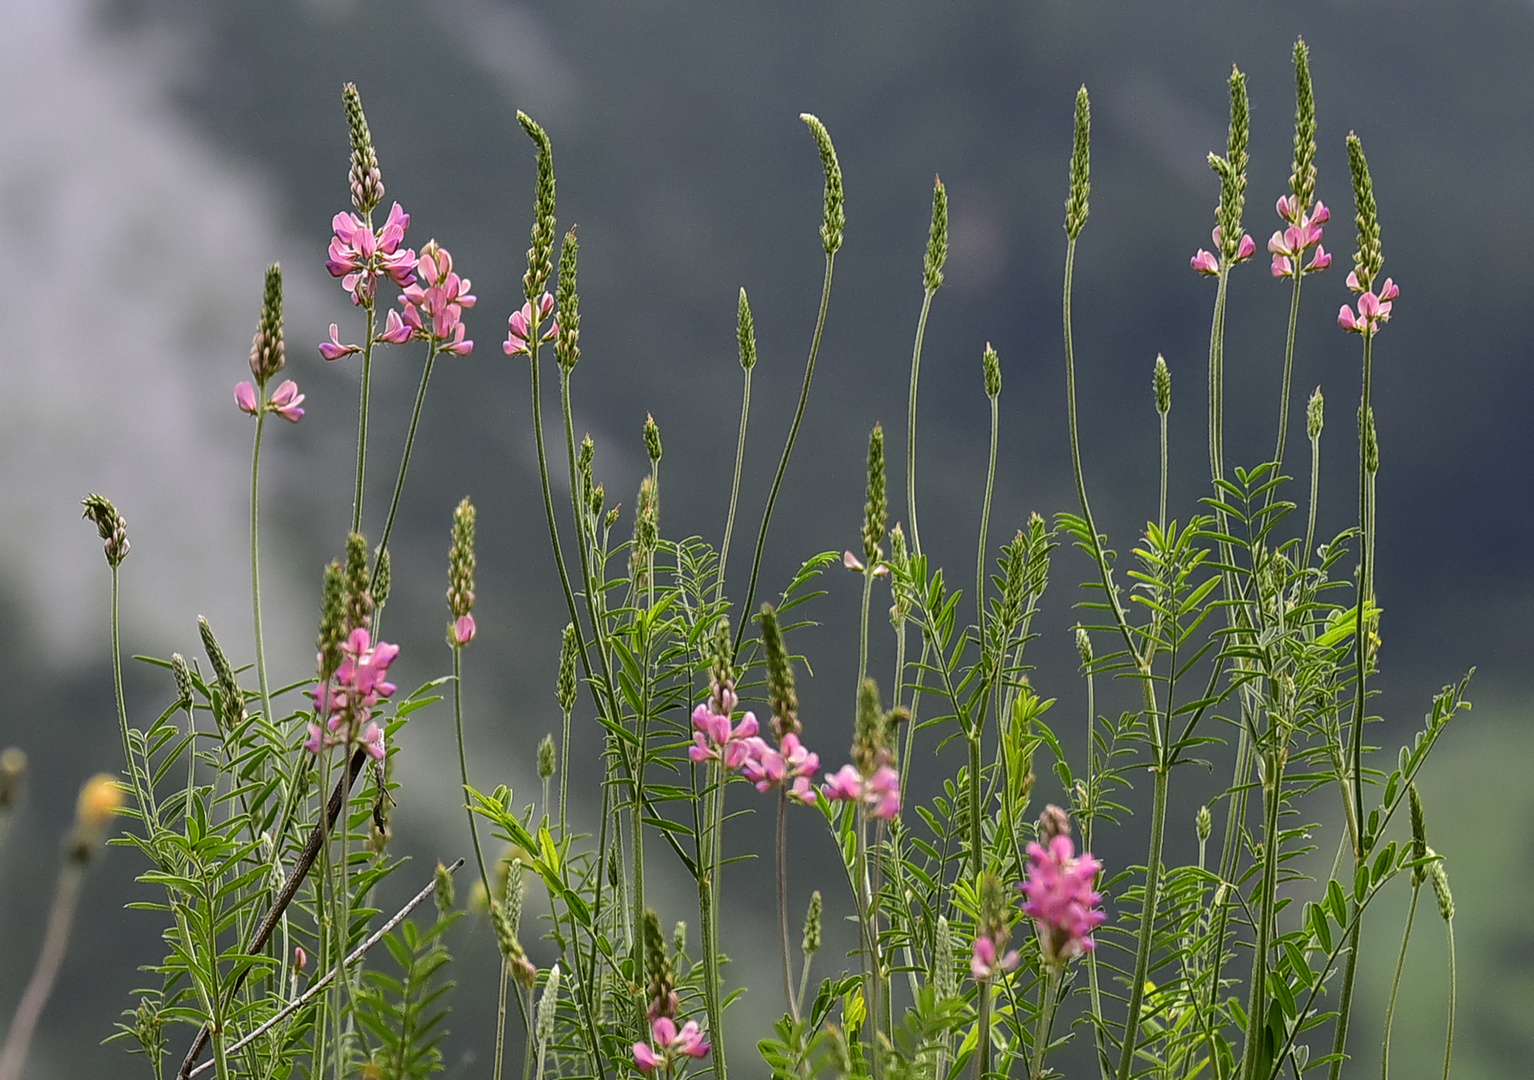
[1065,86,1091,239]
[538,734,556,781]
[294,945,308,972]
[924,175,948,291]
[1196,804,1212,844]
[81,493,130,567]
[372,546,391,607]
[199,616,245,729]
[863,423,886,567]
[435,860,456,917]
[802,891,822,957]
[1075,625,1093,669]
[171,653,194,710]
[800,114,844,255]
[1307,386,1325,441]
[644,413,663,465]
[982,343,1001,401]
[343,83,385,214]
[557,623,579,715]
[673,922,687,956]
[249,264,286,382]
[1153,354,1171,416]
[1427,849,1454,922]
[1038,803,1072,845]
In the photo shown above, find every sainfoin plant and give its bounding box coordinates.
[0,38,1474,1080]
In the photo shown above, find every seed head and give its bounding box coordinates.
[800,113,845,255]
[1153,354,1171,416]
[863,423,886,567]
[1065,86,1091,239]
[343,83,384,214]
[924,175,948,291]
[557,623,579,715]
[555,228,581,371]
[737,288,758,372]
[644,413,663,465]
[982,343,1001,400]
[1307,386,1325,441]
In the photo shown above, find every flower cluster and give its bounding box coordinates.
[1338,272,1398,335]
[970,927,1020,982]
[1269,196,1332,278]
[325,202,416,306]
[235,379,305,423]
[1191,224,1256,275]
[503,291,558,355]
[823,763,899,819]
[306,627,399,760]
[397,240,476,355]
[632,1016,710,1074]
[688,697,759,770]
[688,694,822,805]
[1020,832,1105,967]
[743,732,819,804]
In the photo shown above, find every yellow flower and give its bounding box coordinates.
[77,774,125,829]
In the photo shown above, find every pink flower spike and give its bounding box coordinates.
[235,381,259,416]
[267,380,305,423]
[1235,233,1256,262]
[320,323,361,361]
[453,614,476,646]
[1190,250,1219,275]
[379,309,411,344]
[1020,833,1106,967]
[1307,246,1331,271]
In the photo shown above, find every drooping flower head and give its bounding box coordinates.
[1019,817,1105,968]
[326,201,416,306]
[632,1016,710,1074]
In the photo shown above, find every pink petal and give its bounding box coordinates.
[234,381,259,415]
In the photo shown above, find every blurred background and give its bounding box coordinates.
[0,0,1529,1075]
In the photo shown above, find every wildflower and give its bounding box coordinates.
[360,720,386,761]
[823,762,900,819]
[503,292,557,356]
[1019,832,1105,967]
[309,627,400,754]
[688,702,759,770]
[267,380,305,423]
[632,1016,710,1074]
[378,307,411,344]
[326,202,416,306]
[1192,225,1254,275]
[1269,199,1331,278]
[235,381,259,416]
[76,774,125,829]
[294,946,308,972]
[1190,249,1219,275]
[319,323,361,360]
[741,732,819,803]
[1338,276,1398,334]
[452,614,476,645]
[970,932,1020,982]
[398,240,476,355]
[842,550,888,575]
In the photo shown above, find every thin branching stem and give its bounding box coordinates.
[250,406,275,733]
[352,304,377,535]
[906,286,936,557]
[372,342,442,589]
[1380,885,1419,1080]
[718,362,753,600]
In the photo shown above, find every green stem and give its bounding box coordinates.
[109,568,147,817]
[1442,917,1456,1080]
[1273,273,1304,476]
[1380,885,1419,1080]
[973,982,991,1080]
[976,390,999,640]
[559,705,572,840]
[1348,331,1375,848]
[717,363,753,600]
[1084,666,1110,1080]
[372,343,441,587]
[1116,766,1169,1080]
[967,726,983,883]
[1030,966,1064,1080]
[906,286,936,557]
[1328,914,1362,1080]
[697,764,728,1079]
[777,789,796,1020]
[858,569,875,687]
[452,648,491,902]
[734,253,836,654]
[1242,753,1284,1080]
[0,864,83,1080]
[1303,430,1321,574]
[352,304,377,535]
[250,406,274,732]
[1158,407,1169,538]
[492,958,510,1080]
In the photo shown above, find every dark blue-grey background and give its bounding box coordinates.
[1,1,1529,1075]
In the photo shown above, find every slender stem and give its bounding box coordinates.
[352,305,377,535]
[1116,766,1169,1080]
[776,789,796,1019]
[1084,665,1110,1080]
[734,253,836,654]
[559,705,572,840]
[1158,409,1169,537]
[109,568,146,816]
[0,864,83,1080]
[1328,914,1363,1080]
[967,727,984,883]
[492,959,510,1080]
[857,570,875,686]
[1273,273,1304,475]
[717,364,753,600]
[1242,753,1284,1080]
[1348,331,1375,847]
[372,343,441,586]
[1441,918,1456,1080]
[1304,430,1322,574]
[697,765,728,1078]
[973,982,991,1080]
[452,648,491,902]
[1030,966,1064,1080]
[976,391,999,639]
[906,287,936,557]
[1380,885,1420,1080]
[250,407,275,732]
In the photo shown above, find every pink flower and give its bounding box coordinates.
[378,308,412,345]
[741,733,819,803]
[688,702,759,770]
[1308,246,1332,271]
[1338,277,1398,335]
[1235,233,1256,261]
[304,721,328,755]
[823,763,900,819]
[267,380,305,423]
[398,242,476,355]
[451,614,476,646]
[294,945,308,972]
[235,381,259,416]
[1269,200,1330,278]
[319,323,361,361]
[1190,249,1219,275]
[361,720,386,761]
[970,932,1020,982]
[327,203,417,306]
[633,1016,710,1073]
[1019,834,1105,967]
[309,629,400,754]
[503,293,558,356]
[842,551,889,575]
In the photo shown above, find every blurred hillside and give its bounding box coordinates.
[1,0,1530,1074]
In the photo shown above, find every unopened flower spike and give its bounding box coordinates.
[643,909,679,1020]
[1408,782,1429,885]
[629,475,658,584]
[1361,405,1379,474]
[800,113,844,255]
[971,871,1019,982]
[447,497,476,647]
[555,227,581,371]
[1153,354,1171,416]
[924,175,948,291]
[198,615,244,729]
[1427,848,1454,922]
[1065,86,1091,239]
[372,546,391,606]
[759,603,799,739]
[644,413,663,465]
[982,343,1001,400]
[802,891,822,957]
[1290,38,1318,212]
[518,111,558,301]
[81,493,130,567]
[249,264,285,383]
[537,734,556,782]
[737,287,757,371]
[863,423,886,567]
[1307,386,1325,440]
[317,559,347,681]
[343,83,385,214]
[824,679,900,818]
[171,653,194,709]
[343,532,374,634]
[435,861,456,916]
[1347,132,1384,291]
[557,622,579,715]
